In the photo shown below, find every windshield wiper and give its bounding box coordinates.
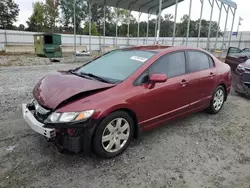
[70,70,86,77]
[69,70,94,80]
[80,72,111,83]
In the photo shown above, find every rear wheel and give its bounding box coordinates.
[93,111,134,158]
[206,86,225,114]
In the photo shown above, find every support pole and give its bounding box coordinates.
[103,0,106,53]
[88,2,92,52]
[127,11,131,46]
[228,8,236,48]
[154,17,158,42]
[238,31,242,48]
[172,0,178,46]
[115,8,119,47]
[236,17,243,47]
[215,2,222,52]
[127,23,130,46]
[73,0,76,62]
[236,17,241,35]
[137,12,141,45]
[186,0,192,46]
[157,0,163,44]
[206,0,215,50]
[146,14,151,44]
[197,0,204,47]
[221,5,229,56]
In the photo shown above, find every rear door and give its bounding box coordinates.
[225,47,247,71]
[186,50,217,108]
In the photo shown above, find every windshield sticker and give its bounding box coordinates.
[130,56,148,62]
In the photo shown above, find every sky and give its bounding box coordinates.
[15,0,249,31]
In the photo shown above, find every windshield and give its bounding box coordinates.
[228,47,250,57]
[76,50,156,83]
[242,48,250,56]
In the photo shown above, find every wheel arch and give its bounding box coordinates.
[218,82,227,101]
[97,107,140,138]
[116,108,140,138]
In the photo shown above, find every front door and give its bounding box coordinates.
[131,51,192,128]
[225,47,247,71]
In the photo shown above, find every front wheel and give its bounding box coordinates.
[206,86,226,114]
[93,111,134,158]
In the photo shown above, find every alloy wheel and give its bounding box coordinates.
[213,89,224,111]
[101,118,130,153]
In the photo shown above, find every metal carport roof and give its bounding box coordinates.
[72,0,239,61]
[90,0,184,14]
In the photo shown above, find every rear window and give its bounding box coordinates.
[77,50,156,83]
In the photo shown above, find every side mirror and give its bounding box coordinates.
[149,73,167,83]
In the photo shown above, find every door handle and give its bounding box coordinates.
[209,72,216,77]
[180,79,189,87]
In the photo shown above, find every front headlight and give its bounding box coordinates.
[47,110,95,123]
[237,64,245,71]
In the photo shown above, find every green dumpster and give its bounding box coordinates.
[34,34,62,58]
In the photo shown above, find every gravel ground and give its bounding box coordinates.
[0,54,92,67]
[0,60,250,188]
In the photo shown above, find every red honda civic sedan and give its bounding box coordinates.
[22,45,232,158]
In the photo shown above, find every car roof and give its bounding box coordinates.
[123,45,204,53]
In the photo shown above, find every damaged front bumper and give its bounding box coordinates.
[234,69,250,97]
[22,104,56,139]
[22,103,99,153]
[240,72,250,96]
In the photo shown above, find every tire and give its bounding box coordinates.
[206,85,226,114]
[93,111,134,158]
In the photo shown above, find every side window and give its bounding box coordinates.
[149,52,186,78]
[188,51,210,73]
[208,56,214,67]
[228,47,241,57]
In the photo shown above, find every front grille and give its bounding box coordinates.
[243,73,250,82]
[245,83,250,88]
[245,67,250,72]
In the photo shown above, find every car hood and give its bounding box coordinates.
[244,62,250,68]
[33,71,115,109]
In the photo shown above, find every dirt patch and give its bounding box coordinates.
[0,54,93,67]
[0,54,51,67]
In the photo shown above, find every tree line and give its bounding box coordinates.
[0,0,222,38]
